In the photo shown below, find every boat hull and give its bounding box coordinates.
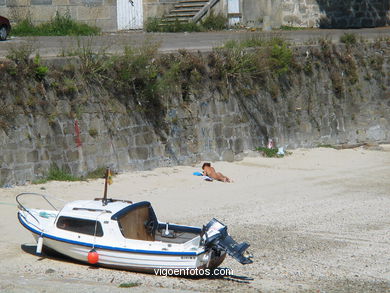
[32,234,225,273]
[19,212,225,273]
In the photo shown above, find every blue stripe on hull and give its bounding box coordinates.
[18,212,202,256]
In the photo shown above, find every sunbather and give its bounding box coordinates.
[202,162,231,183]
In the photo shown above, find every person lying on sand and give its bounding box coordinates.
[202,162,232,182]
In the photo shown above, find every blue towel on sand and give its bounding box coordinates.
[193,171,203,176]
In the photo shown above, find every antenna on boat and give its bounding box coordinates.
[102,167,113,206]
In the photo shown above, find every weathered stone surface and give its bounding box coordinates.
[222,150,234,162]
[31,0,52,5]
[278,0,390,28]
[1,43,390,186]
[27,150,39,162]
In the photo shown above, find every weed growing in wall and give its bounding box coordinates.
[340,33,357,47]
[12,11,100,37]
[200,12,228,31]
[33,54,49,80]
[1,36,388,136]
[269,43,293,76]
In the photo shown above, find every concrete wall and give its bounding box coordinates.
[240,0,283,28]
[0,0,117,31]
[143,0,176,21]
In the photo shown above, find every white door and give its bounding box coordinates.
[227,0,240,26]
[117,0,143,30]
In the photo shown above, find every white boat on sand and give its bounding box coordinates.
[16,191,252,273]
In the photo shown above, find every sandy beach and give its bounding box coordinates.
[1,146,390,292]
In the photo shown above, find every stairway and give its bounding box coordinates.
[162,0,220,24]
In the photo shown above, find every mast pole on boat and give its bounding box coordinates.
[103,167,109,206]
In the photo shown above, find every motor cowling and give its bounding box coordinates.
[202,218,253,265]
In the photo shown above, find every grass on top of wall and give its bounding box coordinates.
[11,12,100,37]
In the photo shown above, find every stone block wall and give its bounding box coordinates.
[1,43,390,186]
[0,91,253,186]
[0,0,117,31]
[281,0,390,28]
[239,0,389,29]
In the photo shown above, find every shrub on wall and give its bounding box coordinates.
[11,11,100,36]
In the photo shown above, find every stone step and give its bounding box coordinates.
[165,13,196,18]
[161,17,192,23]
[171,9,201,13]
[161,0,213,26]
[177,0,209,3]
[175,4,204,9]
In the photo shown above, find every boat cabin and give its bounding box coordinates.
[55,199,201,244]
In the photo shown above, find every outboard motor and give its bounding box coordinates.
[202,218,253,265]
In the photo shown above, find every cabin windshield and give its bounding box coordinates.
[57,216,103,237]
[112,202,157,241]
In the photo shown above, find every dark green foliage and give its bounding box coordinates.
[340,33,357,46]
[46,164,79,182]
[255,147,282,158]
[144,17,162,32]
[12,12,100,36]
[88,128,98,137]
[1,37,387,136]
[200,12,227,31]
[303,60,313,75]
[33,54,49,80]
[119,282,141,288]
[35,65,49,80]
[32,166,111,184]
[270,43,293,76]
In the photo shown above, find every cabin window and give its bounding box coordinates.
[56,216,103,237]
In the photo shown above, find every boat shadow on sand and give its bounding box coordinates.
[21,244,254,284]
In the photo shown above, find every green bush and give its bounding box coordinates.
[46,164,79,181]
[119,282,140,288]
[340,33,357,46]
[270,43,293,76]
[12,12,100,36]
[200,12,227,31]
[33,164,79,184]
[33,54,49,80]
[255,147,281,157]
[144,17,162,32]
